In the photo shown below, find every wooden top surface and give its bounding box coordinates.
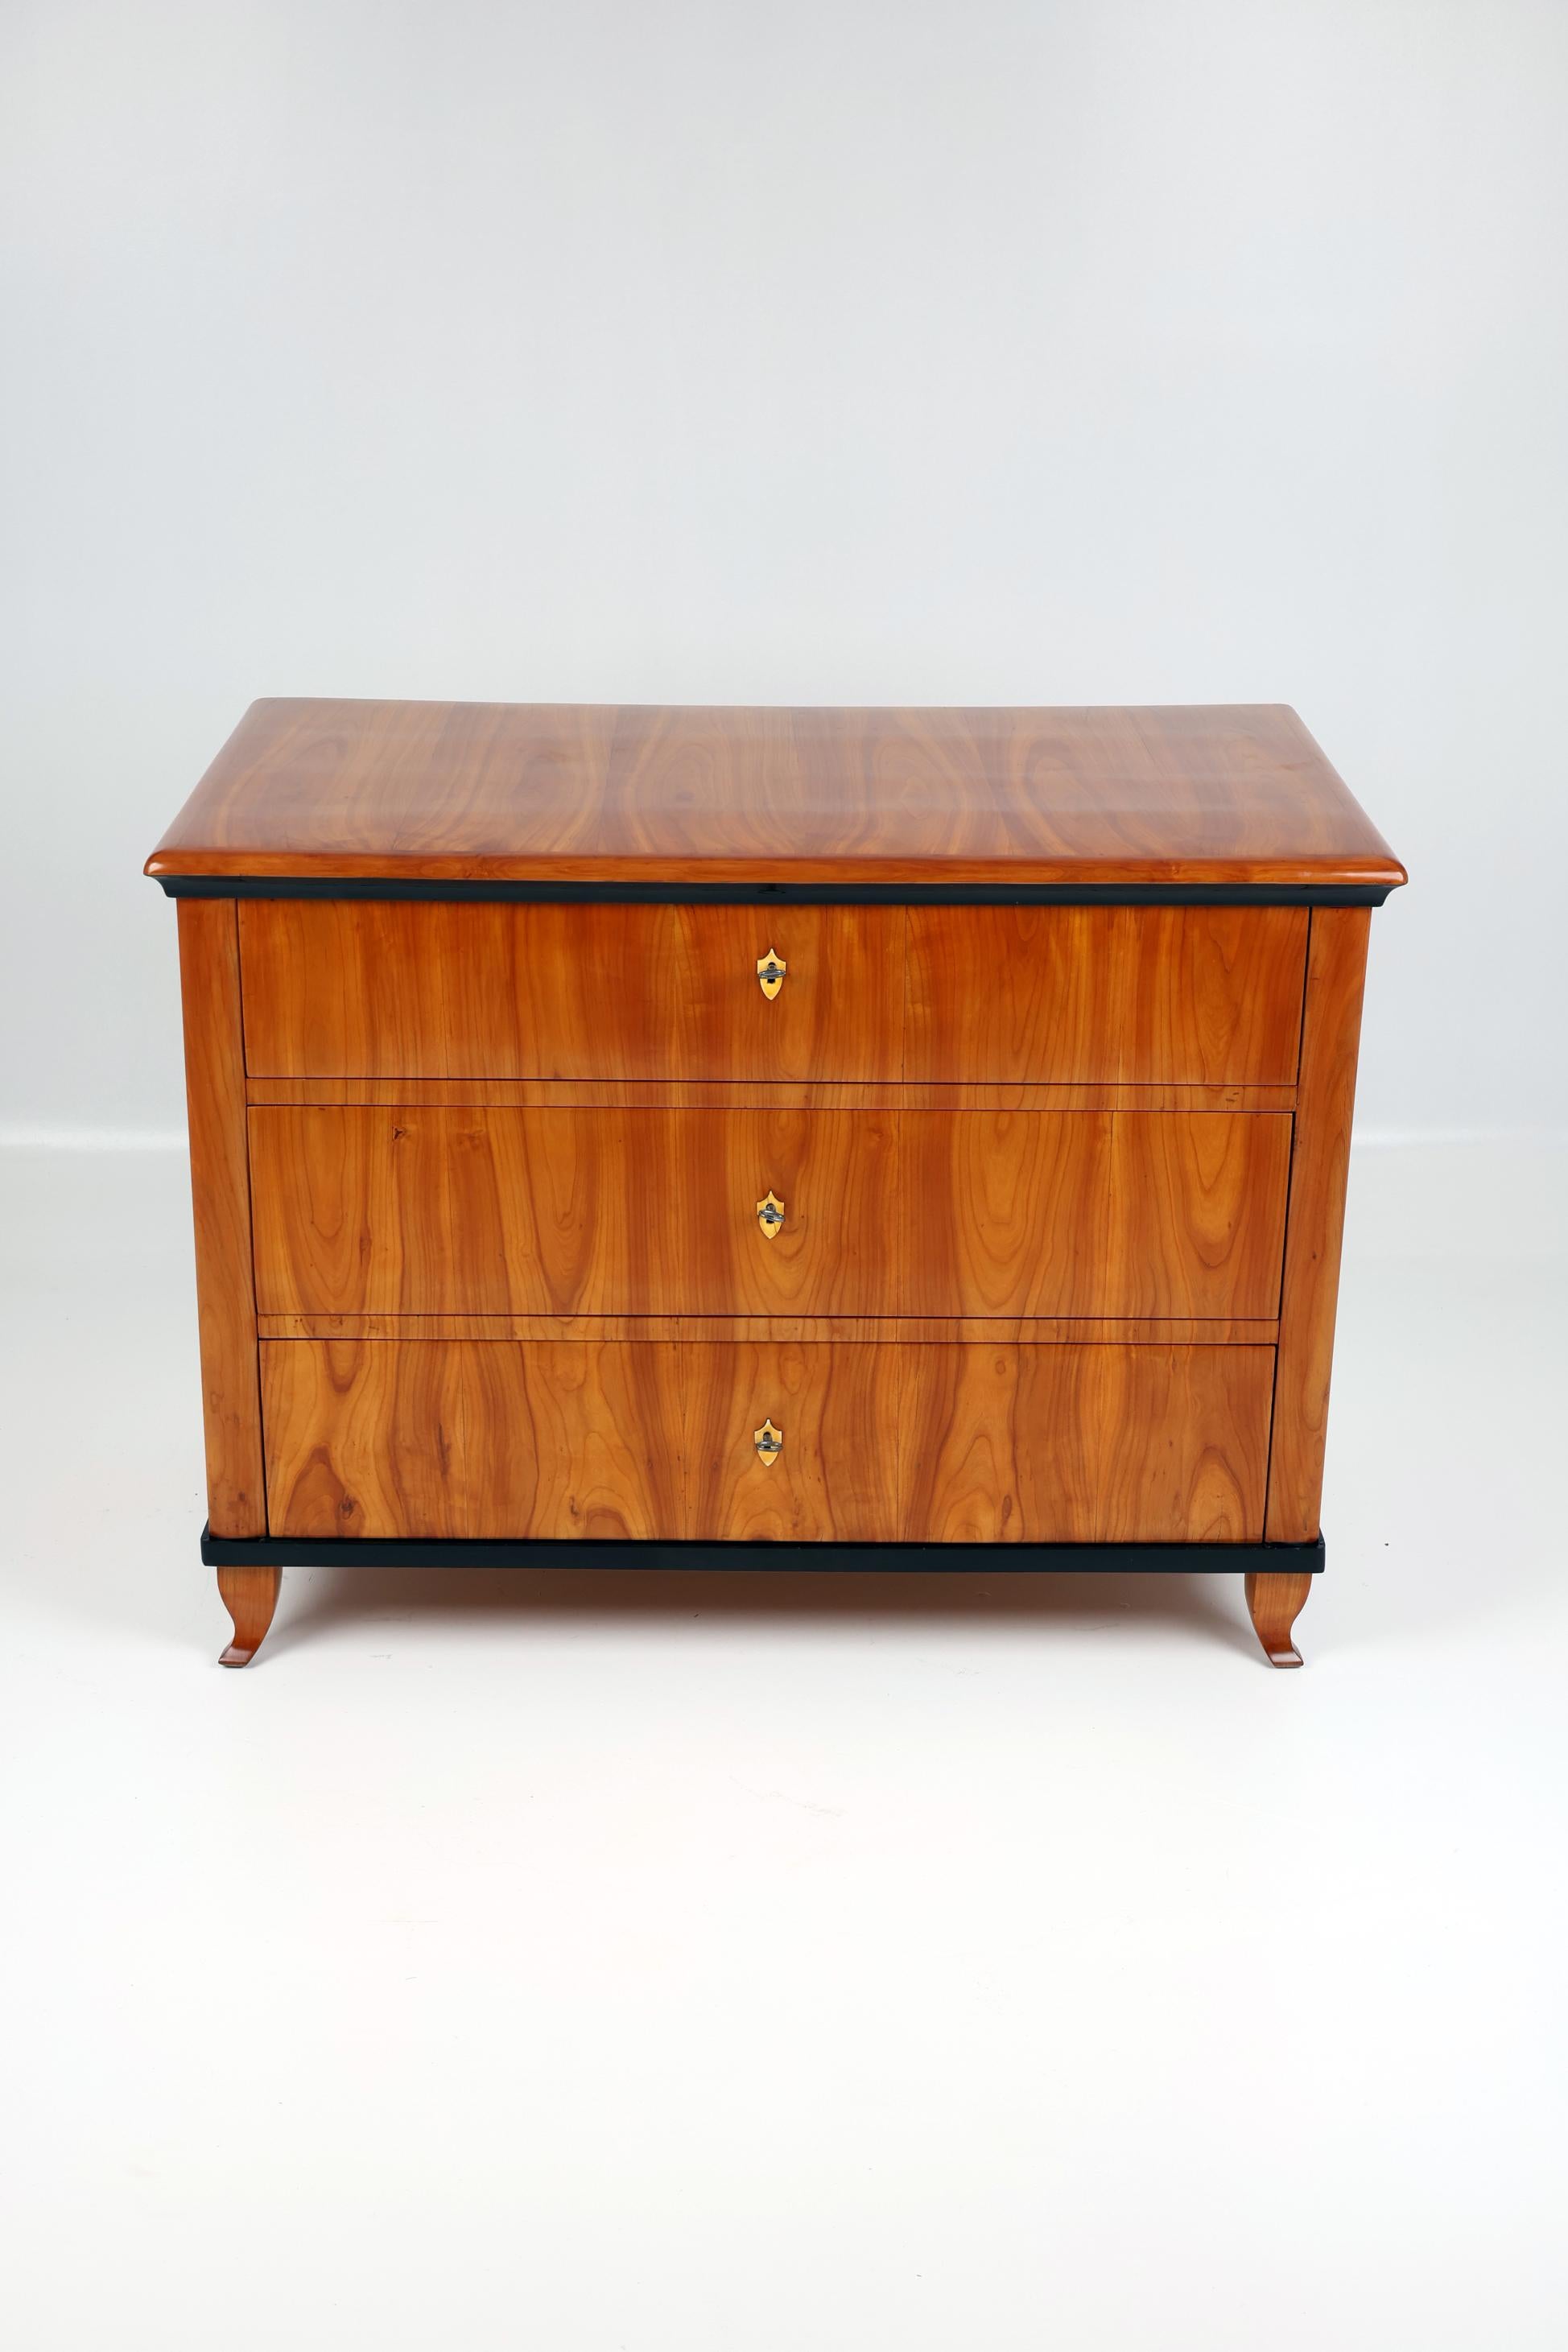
[145,699,1404,889]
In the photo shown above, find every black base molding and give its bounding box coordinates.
[200,1527,1326,1575]
[158,875,1390,907]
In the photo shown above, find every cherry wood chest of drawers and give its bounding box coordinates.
[146,700,1404,1666]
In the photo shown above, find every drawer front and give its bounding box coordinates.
[905,906,1307,1082]
[260,1337,898,1542]
[241,902,1305,1087]
[240,901,906,1079]
[683,1342,902,1541]
[258,1337,1269,1543]
[251,1104,1284,1321]
[901,1111,1290,1317]
[901,1343,1273,1542]
[262,1339,685,1539]
[680,1110,898,1314]
[249,1106,898,1316]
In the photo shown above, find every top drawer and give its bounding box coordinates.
[238,901,1306,1084]
[902,906,1306,1083]
[240,902,905,1081]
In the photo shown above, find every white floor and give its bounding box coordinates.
[2,1138,1565,2351]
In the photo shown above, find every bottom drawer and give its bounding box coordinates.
[261,1338,1273,1545]
[260,1339,685,1541]
[900,1342,1272,1542]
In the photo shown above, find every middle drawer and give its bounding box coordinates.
[250,1106,1291,1319]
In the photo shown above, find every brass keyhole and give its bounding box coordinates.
[756,1190,786,1238]
[756,948,786,1000]
[753,1418,783,1464]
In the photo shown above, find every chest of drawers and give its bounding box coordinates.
[146,700,1404,1666]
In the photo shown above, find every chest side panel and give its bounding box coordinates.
[177,898,266,1537]
[1265,908,1372,1541]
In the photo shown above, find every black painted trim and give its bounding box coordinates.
[201,1526,1325,1574]
[155,875,1392,907]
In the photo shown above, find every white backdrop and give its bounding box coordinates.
[6,19,1568,2352]
[3,0,1565,1144]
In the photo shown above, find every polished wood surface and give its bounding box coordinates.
[250,1104,664,1318]
[246,1076,1298,1112]
[249,1104,1286,1321]
[249,1106,900,1317]
[677,1111,898,1314]
[216,1565,280,1667]
[1265,910,1371,1541]
[902,1111,1289,1318]
[240,902,1308,1089]
[240,901,904,1080]
[177,900,266,1536]
[262,1339,685,1540]
[154,705,1400,1665]
[259,1337,1263,1546]
[263,1337,471,1537]
[262,1338,896,1543]
[905,906,1307,1083]
[683,1343,903,1541]
[1244,1569,1315,1666]
[902,1344,1273,1542]
[256,1313,1281,1344]
[147,699,1405,889]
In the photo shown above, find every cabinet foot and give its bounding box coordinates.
[217,1565,281,1666]
[1244,1569,1314,1667]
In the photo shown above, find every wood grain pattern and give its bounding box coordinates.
[251,1105,656,1318]
[258,1337,1273,1545]
[239,901,904,1080]
[1244,1569,1314,1666]
[146,699,1406,889]
[262,1339,684,1540]
[1265,908,1372,1541]
[176,899,266,1535]
[257,1314,1281,1344]
[249,1107,899,1317]
[249,1105,1286,1322]
[902,1112,1290,1318]
[905,906,1308,1083]
[240,902,1310,1091]
[682,1343,903,1541]
[261,1314,691,1343]
[246,1077,1298,1113]
[151,702,1400,1665]
[216,1566,280,1666]
[680,1109,899,1314]
[902,1345,1274,1542]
